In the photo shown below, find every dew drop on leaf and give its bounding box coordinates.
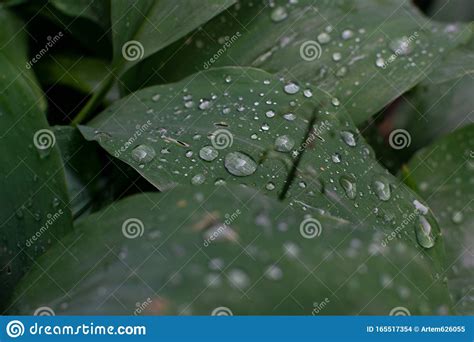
[131,145,156,164]
[224,152,257,177]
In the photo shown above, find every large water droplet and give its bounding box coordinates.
[270,6,288,22]
[199,146,218,161]
[283,82,300,94]
[340,176,357,199]
[274,135,295,152]
[389,37,414,56]
[224,152,257,176]
[131,145,156,164]
[340,131,356,147]
[372,177,391,201]
[191,174,206,185]
[415,216,436,249]
[317,32,331,44]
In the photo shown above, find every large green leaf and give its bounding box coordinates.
[123,0,471,125]
[35,55,119,104]
[9,186,451,315]
[50,0,111,29]
[111,0,236,74]
[79,66,445,243]
[406,124,474,314]
[0,9,73,308]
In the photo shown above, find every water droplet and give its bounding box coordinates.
[413,200,429,215]
[270,6,288,22]
[199,100,211,110]
[303,89,313,98]
[274,135,295,152]
[372,177,391,201]
[415,216,436,249]
[228,269,250,289]
[375,57,386,68]
[214,178,226,186]
[266,182,276,191]
[340,176,357,199]
[283,113,296,121]
[199,146,218,161]
[191,174,206,185]
[332,52,342,61]
[389,37,414,56]
[332,153,341,163]
[340,131,356,147]
[283,82,300,94]
[261,123,270,131]
[341,29,354,40]
[224,152,257,176]
[266,110,276,118]
[317,32,331,44]
[265,265,283,280]
[331,97,340,107]
[131,145,156,164]
[152,94,161,101]
[451,211,463,224]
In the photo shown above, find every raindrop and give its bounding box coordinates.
[274,135,295,152]
[224,152,257,177]
[451,211,463,224]
[199,100,211,110]
[270,6,288,22]
[340,131,356,147]
[283,113,296,121]
[228,269,250,289]
[332,52,342,61]
[341,29,354,40]
[191,174,206,185]
[266,182,276,191]
[331,97,340,107]
[266,110,276,118]
[375,57,386,68]
[372,177,391,201]
[389,37,414,56]
[199,146,218,161]
[265,265,283,280]
[340,176,357,199]
[303,89,313,98]
[283,82,300,94]
[415,216,436,249]
[131,145,156,164]
[332,153,342,163]
[317,32,331,44]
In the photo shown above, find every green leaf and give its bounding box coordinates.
[35,55,119,103]
[79,66,444,246]
[0,9,73,308]
[111,0,236,74]
[391,31,474,150]
[9,186,451,315]
[123,0,471,124]
[405,124,474,314]
[50,0,111,29]
[53,126,108,218]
